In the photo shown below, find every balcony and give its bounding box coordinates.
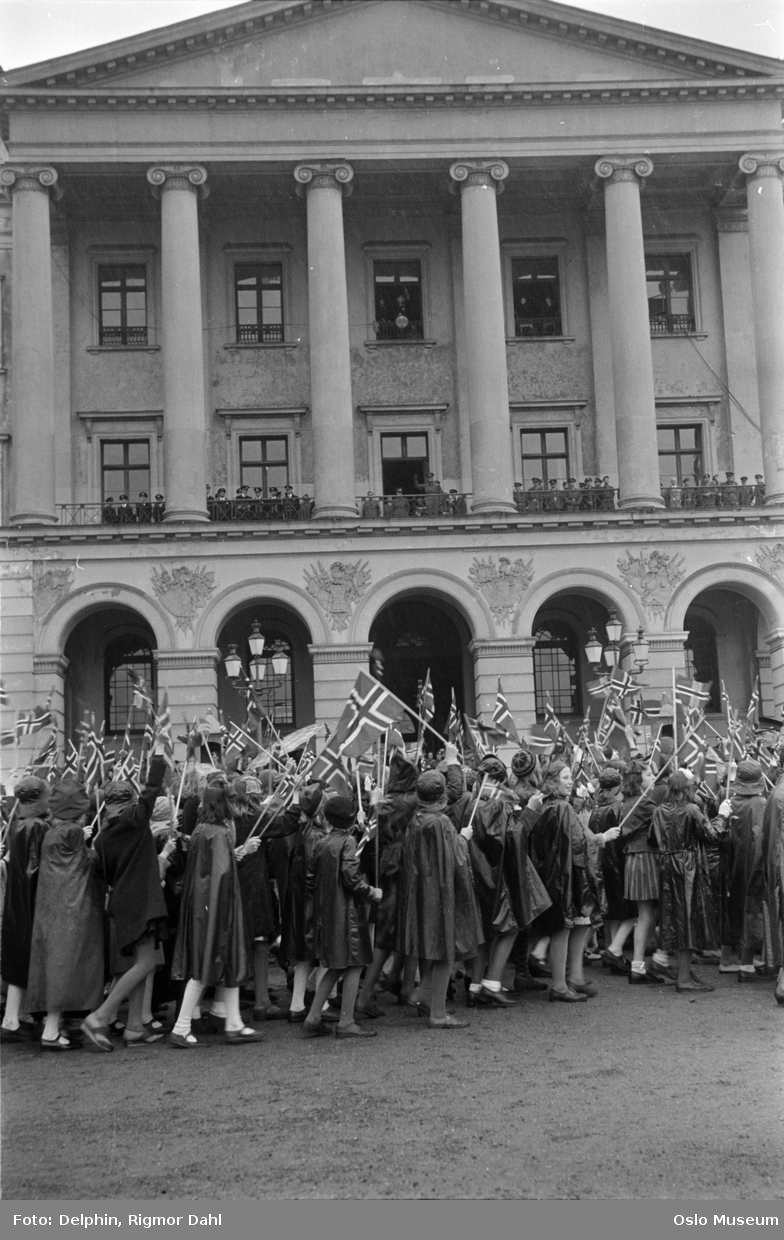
[649,313,696,335]
[513,316,563,338]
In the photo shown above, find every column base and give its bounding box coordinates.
[162,507,210,523]
[618,495,665,511]
[763,493,784,506]
[10,510,58,526]
[314,503,359,520]
[470,497,518,516]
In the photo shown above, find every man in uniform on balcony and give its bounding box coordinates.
[361,491,381,518]
[738,476,753,508]
[754,475,766,505]
[416,472,444,517]
[283,484,299,520]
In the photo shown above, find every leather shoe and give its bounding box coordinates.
[253,1004,286,1020]
[1,1025,35,1044]
[628,969,665,985]
[169,1031,199,1049]
[302,1019,330,1038]
[429,1015,471,1029]
[737,968,758,984]
[224,1026,265,1044]
[354,1002,384,1019]
[479,986,517,1007]
[600,949,631,975]
[513,973,548,993]
[565,979,598,998]
[528,955,552,978]
[675,979,714,993]
[649,960,678,984]
[548,987,587,1003]
[334,1022,377,1038]
[466,990,492,1008]
[40,1035,78,1051]
[287,1008,307,1024]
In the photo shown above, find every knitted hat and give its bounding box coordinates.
[511,749,536,779]
[733,759,766,797]
[299,784,324,818]
[103,779,135,805]
[598,766,623,789]
[323,794,354,825]
[14,776,49,805]
[477,754,507,783]
[416,770,446,804]
[49,779,91,821]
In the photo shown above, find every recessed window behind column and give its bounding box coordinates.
[373,260,423,340]
[381,432,429,495]
[511,257,562,337]
[239,436,289,493]
[235,264,284,343]
[645,253,695,335]
[99,265,147,346]
[657,424,703,486]
[520,428,569,487]
[101,440,150,501]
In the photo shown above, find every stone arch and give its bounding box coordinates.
[36,582,176,655]
[195,578,329,649]
[349,567,494,643]
[666,563,784,635]
[516,568,645,637]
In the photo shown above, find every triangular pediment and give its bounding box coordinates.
[3,0,780,91]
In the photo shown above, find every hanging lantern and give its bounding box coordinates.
[395,313,409,330]
[633,628,650,669]
[605,607,623,645]
[250,658,266,684]
[248,620,265,660]
[584,628,603,666]
[223,644,242,680]
[271,648,290,677]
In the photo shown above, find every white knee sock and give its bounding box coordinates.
[221,986,243,1032]
[2,984,24,1029]
[291,962,310,1012]
[173,979,205,1038]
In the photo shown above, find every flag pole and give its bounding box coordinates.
[672,665,679,758]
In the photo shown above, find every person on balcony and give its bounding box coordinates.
[283,485,299,519]
[137,492,153,523]
[543,479,561,512]
[447,489,467,516]
[513,482,526,513]
[721,471,739,508]
[389,488,410,518]
[416,472,443,516]
[101,496,118,524]
[563,478,580,512]
[213,487,229,520]
[527,479,543,513]
[599,477,615,510]
[361,492,381,518]
[739,477,753,507]
[152,494,166,522]
[754,475,766,505]
[667,477,682,509]
[299,494,313,520]
[116,494,135,524]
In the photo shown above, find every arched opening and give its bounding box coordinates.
[64,607,157,741]
[532,593,624,723]
[368,595,474,745]
[216,603,314,736]
[684,589,764,716]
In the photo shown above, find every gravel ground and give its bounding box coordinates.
[3,965,783,1200]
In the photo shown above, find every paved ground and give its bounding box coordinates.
[3,965,783,1200]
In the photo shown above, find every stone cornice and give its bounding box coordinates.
[2,78,783,114]
[33,653,70,676]
[308,644,372,663]
[470,639,537,658]
[5,0,777,91]
[154,648,220,670]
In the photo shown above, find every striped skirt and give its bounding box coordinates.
[624,852,659,903]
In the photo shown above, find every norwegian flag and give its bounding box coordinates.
[310,742,351,795]
[493,679,520,744]
[678,728,708,779]
[525,725,555,755]
[127,669,154,712]
[13,694,54,739]
[745,677,760,738]
[62,740,80,777]
[336,671,408,761]
[31,731,59,774]
[447,689,461,745]
[543,700,564,743]
[416,671,435,725]
[151,692,175,767]
[587,676,611,699]
[0,681,8,707]
[463,714,488,758]
[674,677,712,705]
[626,695,646,727]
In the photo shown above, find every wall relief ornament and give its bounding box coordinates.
[32,562,74,619]
[617,549,685,617]
[151,564,216,633]
[304,561,371,632]
[468,555,534,624]
[755,544,784,578]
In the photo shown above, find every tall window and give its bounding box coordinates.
[239,437,289,493]
[534,622,580,717]
[520,429,569,487]
[646,253,695,335]
[684,615,720,712]
[104,634,156,734]
[373,260,423,340]
[99,265,147,346]
[380,433,429,495]
[235,264,284,343]
[511,257,562,336]
[101,440,150,500]
[250,632,294,728]
[657,424,703,485]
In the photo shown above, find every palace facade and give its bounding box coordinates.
[2,0,784,758]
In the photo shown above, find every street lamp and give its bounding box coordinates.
[222,623,291,742]
[585,608,638,674]
[632,627,650,676]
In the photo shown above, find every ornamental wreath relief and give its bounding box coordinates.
[304,560,371,632]
[468,555,534,625]
[756,544,784,579]
[151,564,216,633]
[617,549,685,617]
[32,562,75,619]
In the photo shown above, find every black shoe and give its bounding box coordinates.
[466,990,493,1008]
[513,974,548,993]
[479,986,517,1007]
[601,949,631,974]
[528,955,552,979]
[628,969,665,985]
[287,1008,307,1024]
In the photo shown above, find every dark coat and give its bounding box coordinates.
[234,802,299,942]
[726,789,766,951]
[396,805,483,963]
[453,790,518,939]
[26,819,105,1012]
[172,818,250,986]
[280,816,328,965]
[590,791,635,921]
[651,800,724,951]
[761,776,784,968]
[374,758,419,951]
[528,796,606,934]
[307,828,374,970]
[93,756,168,953]
[1,805,49,987]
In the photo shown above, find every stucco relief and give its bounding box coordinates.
[33,562,74,619]
[304,561,371,632]
[755,544,784,579]
[468,555,534,625]
[151,564,216,633]
[617,549,685,617]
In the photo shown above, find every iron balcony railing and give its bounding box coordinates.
[515,486,617,512]
[513,316,563,338]
[374,320,424,341]
[98,326,149,346]
[661,483,764,509]
[236,323,285,344]
[357,492,470,517]
[649,313,696,335]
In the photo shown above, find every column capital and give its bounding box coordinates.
[739,152,784,182]
[0,165,61,199]
[713,207,748,234]
[595,155,653,186]
[294,162,354,196]
[33,653,69,677]
[147,164,209,198]
[449,159,508,194]
[154,649,220,671]
[307,643,372,664]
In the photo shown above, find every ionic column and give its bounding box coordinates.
[595,156,663,510]
[294,162,357,519]
[450,160,515,515]
[146,165,209,523]
[0,166,60,525]
[739,154,784,504]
